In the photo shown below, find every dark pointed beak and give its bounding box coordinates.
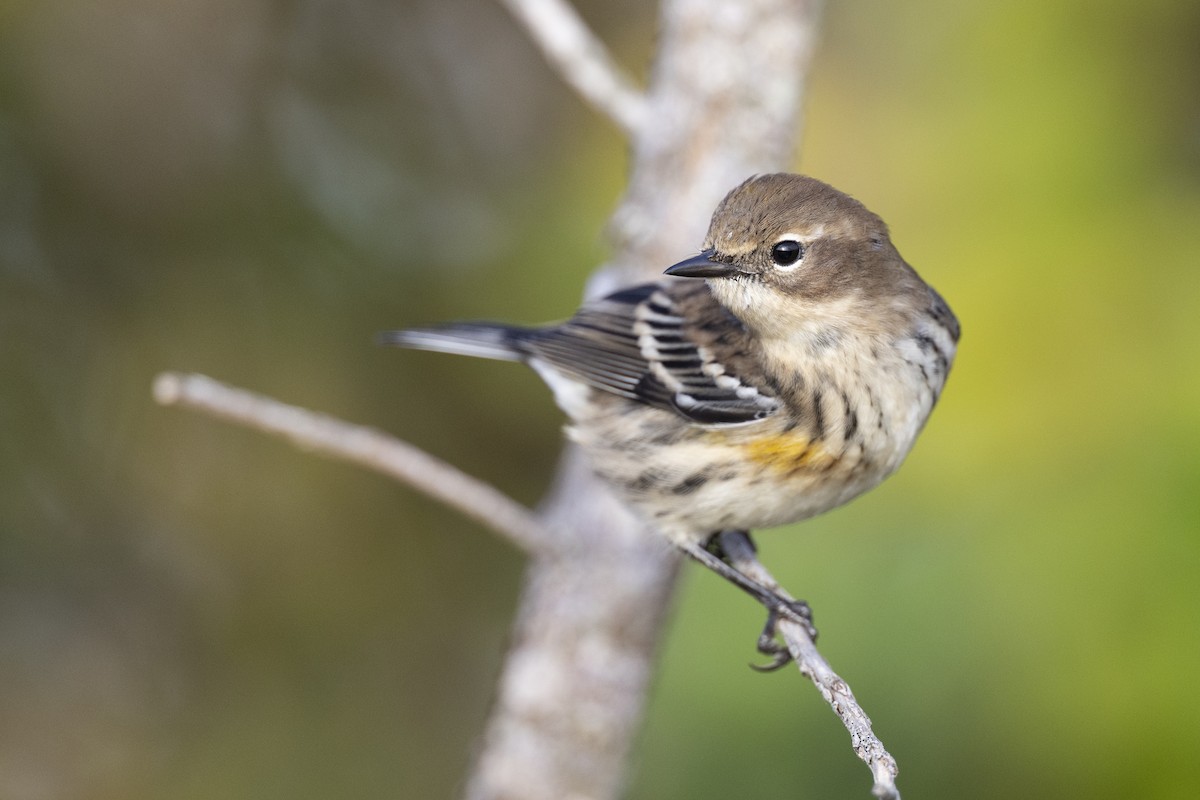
[664,249,742,278]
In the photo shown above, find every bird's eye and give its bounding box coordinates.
[770,239,804,267]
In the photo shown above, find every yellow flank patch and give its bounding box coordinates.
[741,431,835,473]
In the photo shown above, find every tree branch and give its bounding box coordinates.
[152,372,555,556]
[496,0,648,136]
[718,531,901,800]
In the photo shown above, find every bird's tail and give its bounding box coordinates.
[378,322,528,362]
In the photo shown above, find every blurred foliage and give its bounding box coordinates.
[1,0,1198,798]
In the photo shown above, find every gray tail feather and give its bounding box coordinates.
[378,323,527,362]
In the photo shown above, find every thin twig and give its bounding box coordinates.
[496,0,648,136]
[153,372,555,556]
[718,531,901,800]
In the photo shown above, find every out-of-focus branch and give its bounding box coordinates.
[496,0,648,136]
[718,531,901,800]
[153,372,554,556]
[610,0,825,278]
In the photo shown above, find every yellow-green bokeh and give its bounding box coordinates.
[1,1,1196,798]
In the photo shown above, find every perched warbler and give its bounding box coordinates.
[383,174,959,665]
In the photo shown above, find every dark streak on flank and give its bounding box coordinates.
[811,388,826,439]
[842,391,858,440]
[672,473,710,495]
[629,469,666,492]
[915,332,951,376]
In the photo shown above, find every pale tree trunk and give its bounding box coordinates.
[466,1,820,798]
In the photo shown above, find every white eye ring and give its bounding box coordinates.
[770,238,805,269]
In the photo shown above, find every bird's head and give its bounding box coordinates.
[665,173,924,340]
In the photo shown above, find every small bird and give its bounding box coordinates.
[383,174,959,666]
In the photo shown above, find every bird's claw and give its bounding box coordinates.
[750,616,792,672]
[749,600,818,672]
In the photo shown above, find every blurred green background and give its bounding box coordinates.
[2,0,1198,798]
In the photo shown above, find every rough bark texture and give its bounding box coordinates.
[464,2,821,798]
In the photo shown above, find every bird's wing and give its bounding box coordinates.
[524,281,779,424]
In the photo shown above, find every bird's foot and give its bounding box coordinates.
[750,599,817,672]
[681,535,817,672]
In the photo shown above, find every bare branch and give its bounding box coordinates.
[153,372,555,556]
[718,531,901,800]
[496,0,648,136]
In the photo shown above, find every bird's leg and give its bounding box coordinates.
[743,608,786,672]
[722,531,817,671]
[680,532,817,671]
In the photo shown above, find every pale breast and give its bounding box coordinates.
[563,324,953,545]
